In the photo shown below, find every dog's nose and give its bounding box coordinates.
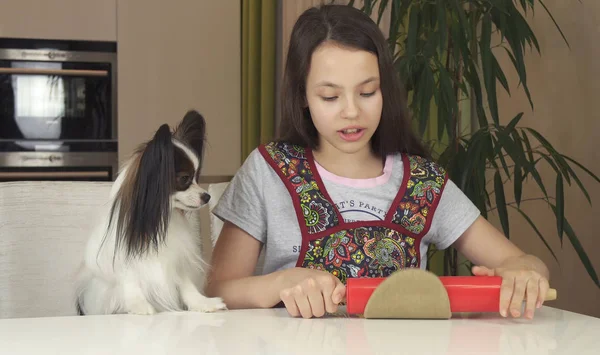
[201,193,211,204]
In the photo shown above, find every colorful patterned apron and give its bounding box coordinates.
[259,141,448,284]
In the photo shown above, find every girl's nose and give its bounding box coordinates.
[341,97,359,119]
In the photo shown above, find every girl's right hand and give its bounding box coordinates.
[278,268,346,319]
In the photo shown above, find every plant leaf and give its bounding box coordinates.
[433,61,450,142]
[561,154,600,184]
[488,0,509,14]
[387,0,409,55]
[479,166,492,217]
[494,170,510,238]
[450,0,470,40]
[560,155,593,204]
[492,136,510,178]
[512,7,540,53]
[490,3,509,42]
[525,127,571,184]
[538,0,570,48]
[511,129,526,155]
[506,112,524,133]
[503,47,533,109]
[509,205,558,264]
[549,204,600,288]
[529,162,549,198]
[511,128,529,178]
[521,129,535,164]
[494,125,529,183]
[362,0,375,16]
[495,128,522,164]
[514,160,522,207]
[436,0,447,56]
[493,53,511,95]
[519,147,550,200]
[438,64,458,128]
[436,93,447,141]
[464,65,488,129]
[556,173,564,241]
[376,0,389,25]
[519,0,527,12]
[406,7,419,57]
[484,131,499,170]
[418,65,435,136]
[480,13,499,124]
[461,133,482,192]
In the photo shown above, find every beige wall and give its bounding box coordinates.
[494,0,600,317]
[117,0,241,176]
[0,0,117,41]
[0,0,241,176]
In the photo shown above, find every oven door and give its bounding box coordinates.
[0,46,117,152]
[0,152,117,182]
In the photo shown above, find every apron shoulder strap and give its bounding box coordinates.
[391,154,449,236]
[259,141,340,235]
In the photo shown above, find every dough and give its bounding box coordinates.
[363,269,451,319]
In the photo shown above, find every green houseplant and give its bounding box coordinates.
[349,0,599,287]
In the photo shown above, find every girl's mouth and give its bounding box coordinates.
[341,128,360,134]
[338,128,365,142]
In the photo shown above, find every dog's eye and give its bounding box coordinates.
[178,175,191,185]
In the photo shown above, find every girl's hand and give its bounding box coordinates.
[472,265,550,319]
[277,268,346,319]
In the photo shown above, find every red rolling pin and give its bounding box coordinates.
[345,276,557,315]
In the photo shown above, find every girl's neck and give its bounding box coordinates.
[312,143,384,179]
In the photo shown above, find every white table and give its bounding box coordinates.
[0,306,598,354]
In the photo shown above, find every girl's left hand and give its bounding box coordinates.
[472,265,550,319]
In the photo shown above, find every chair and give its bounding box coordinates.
[0,180,229,319]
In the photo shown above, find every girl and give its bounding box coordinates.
[207,4,550,320]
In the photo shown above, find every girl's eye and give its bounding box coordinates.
[361,91,376,97]
[322,96,338,102]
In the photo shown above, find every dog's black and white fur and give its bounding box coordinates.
[75,110,226,315]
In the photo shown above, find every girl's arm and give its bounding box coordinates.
[205,221,280,309]
[205,221,345,315]
[452,216,550,319]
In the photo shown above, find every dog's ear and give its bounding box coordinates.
[110,123,175,258]
[173,110,206,164]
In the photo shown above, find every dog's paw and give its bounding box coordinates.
[127,300,156,315]
[186,297,227,313]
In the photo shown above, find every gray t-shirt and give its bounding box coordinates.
[212,148,480,275]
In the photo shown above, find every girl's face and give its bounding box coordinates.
[305,42,382,157]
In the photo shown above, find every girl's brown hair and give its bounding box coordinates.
[277,4,429,158]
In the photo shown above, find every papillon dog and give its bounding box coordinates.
[75,110,226,315]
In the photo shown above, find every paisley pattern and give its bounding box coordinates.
[301,227,419,284]
[391,155,447,234]
[264,142,339,233]
[261,141,447,284]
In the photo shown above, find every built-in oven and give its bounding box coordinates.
[0,38,118,181]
